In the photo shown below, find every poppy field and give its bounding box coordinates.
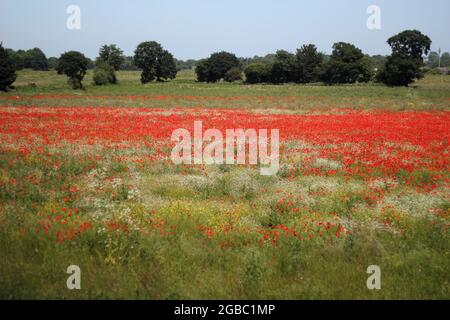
[0,70,449,299]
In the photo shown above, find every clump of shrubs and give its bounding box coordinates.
[195,51,241,82]
[244,63,271,84]
[224,67,243,82]
[93,62,116,85]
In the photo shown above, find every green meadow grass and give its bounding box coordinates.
[2,69,449,111]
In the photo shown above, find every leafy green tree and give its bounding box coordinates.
[427,52,450,68]
[427,52,439,68]
[196,51,240,82]
[377,30,431,86]
[93,62,116,85]
[0,43,16,91]
[96,44,125,70]
[269,50,296,84]
[156,50,177,81]
[295,44,324,83]
[195,59,210,82]
[25,48,48,70]
[376,55,423,86]
[134,41,163,83]
[224,67,243,82]
[387,30,431,59]
[57,51,89,89]
[244,63,271,84]
[7,48,48,70]
[441,52,450,68]
[10,49,27,70]
[369,55,387,71]
[321,42,372,84]
[134,41,177,84]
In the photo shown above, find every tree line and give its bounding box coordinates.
[0,29,446,91]
[196,30,434,87]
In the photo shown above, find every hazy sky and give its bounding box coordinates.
[1,0,448,60]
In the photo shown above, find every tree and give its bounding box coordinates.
[25,48,48,70]
[376,55,423,86]
[156,50,177,81]
[0,43,16,91]
[427,52,439,68]
[224,67,243,82]
[321,42,372,84]
[269,50,296,84]
[7,48,48,70]
[47,57,59,70]
[97,44,125,70]
[442,52,450,68]
[195,59,210,82]
[93,62,116,85]
[387,30,431,59]
[427,51,450,68]
[377,30,431,86]
[57,51,89,89]
[370,55,387,71]
[134,41,177,84]
[244,63,271,84]
[196,51,240,82]
[295,44,324,83]
[10,49,27,70]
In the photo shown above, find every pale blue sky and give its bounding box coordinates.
[0,0,448,59]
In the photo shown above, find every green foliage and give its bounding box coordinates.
[0,43,17,91]
[239,54,276,69]
[388,30,431,59]
[223,67,243,82]
[369,55,387,71]
[427,52,440,68]
[133,41,177,84]
[442,53,450,68]
[378,30,432,87]
[93,62,117,85]
[376,55,424,86]
[26,48,48,70]
[156,50,177,81]
[57,51,89,89]
[194,59,210,82]
[295,44,324,83]
[119,56,138,71]
[269,50,296,84]
[322,42,373,84]
[47,57,59,70]
[175,58,198,71]
[244,62,271,84]
[96,44,125,71]
[7,47,48,71]
[195,51,240,82]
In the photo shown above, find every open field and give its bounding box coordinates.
[0,70,449,299]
